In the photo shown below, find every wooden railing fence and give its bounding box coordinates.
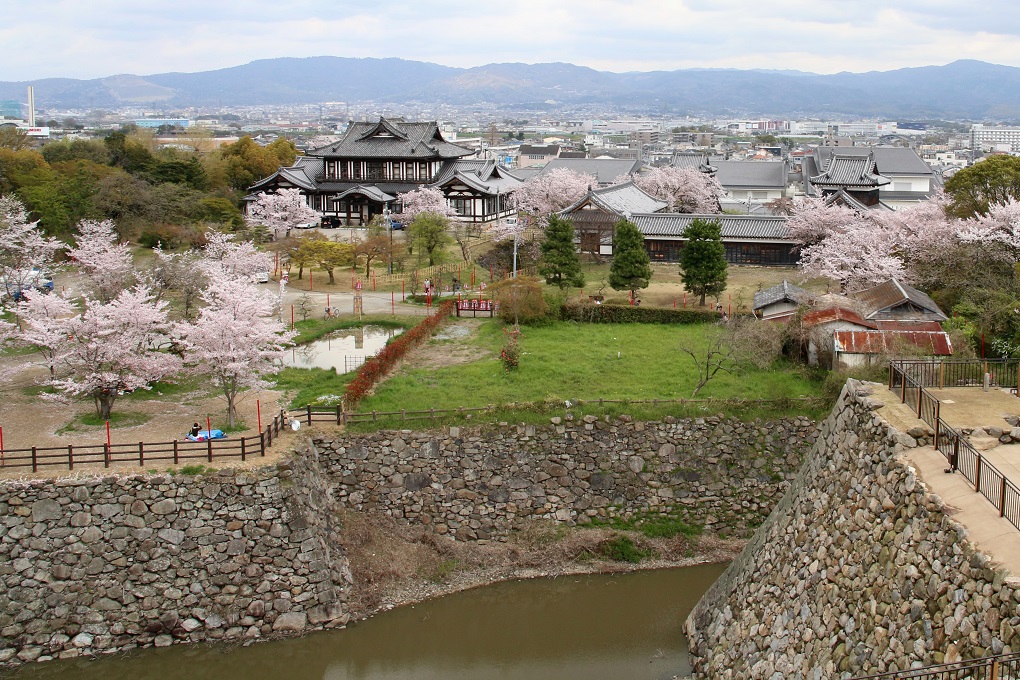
[0,410,290,473]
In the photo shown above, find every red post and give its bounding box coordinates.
[327,294,330,308]
[426,289,432,308]
[274,251,279,276]
[401,279,405,301]
[0,425,4,465]
[683,292,687,308]
[257,399,262,433]
[471,266,476,287]
[291,305,295,329]
[391,291,395,314]
[673,299,676,309]
[206,415,212,437]
[105,420,111,449]
[372,273,377,290]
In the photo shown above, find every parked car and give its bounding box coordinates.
[294,220,320,229]
[389,220,405,230]
[251,271,270,284]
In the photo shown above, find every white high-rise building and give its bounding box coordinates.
[971,125,1020,153]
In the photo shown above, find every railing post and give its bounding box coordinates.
[336,404,341,425]
[307,404,312,425]
[260,431,266,457]
[934,404,941,450]
[139,441,144,467]
[31,446,37,473]
[173,439,179,465]
[104,444,110,468]
[940,361,945,389]
[889,362,894,389]
[917,384,923,418]
[1001,477,1008,518]
[68,444,74,471]
[976,453,983,493]
[952,437,959,471]
[901,374,906,402]
[207,436,213,463]
[992,659,1000,680]
[241,437,246,461]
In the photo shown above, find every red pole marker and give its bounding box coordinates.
[291,305,295,329]
[106,420,111,449]
[391,291,395,314]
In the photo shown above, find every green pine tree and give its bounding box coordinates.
[679,218,727,306]
[538,215,585,289]
[609,219,652,299]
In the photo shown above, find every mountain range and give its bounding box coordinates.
[3,57,1020,119]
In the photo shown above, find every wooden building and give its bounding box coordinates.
[630,214,799,266]
[248,118,522,226]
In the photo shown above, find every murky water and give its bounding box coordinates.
[12,563,725,680]
[283,326,401,372]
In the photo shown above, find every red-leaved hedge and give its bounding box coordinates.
[342,300,455,409]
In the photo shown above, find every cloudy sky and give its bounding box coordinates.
[3,0,1018,81]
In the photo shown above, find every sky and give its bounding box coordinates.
[2,0,1019,81]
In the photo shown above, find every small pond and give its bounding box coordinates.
[12,563,725,680]
[283,326,402,372]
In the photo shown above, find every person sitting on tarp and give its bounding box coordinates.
[190,422,201,438]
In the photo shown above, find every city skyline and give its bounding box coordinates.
[2,0,1019,82]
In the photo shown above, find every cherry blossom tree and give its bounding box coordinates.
[46,285,183,420]
[0,195,63,308]
[785,197,862,246]
[178,271,295,427]
[506,168,595,230]
[246,188,319,240]
[396,186,455,225]
[202,231,274,281]
[67,219,134,303]
[18,291,76,378]
[798,222,907,293]
[958,199,1020,255]
[632,166,723,213]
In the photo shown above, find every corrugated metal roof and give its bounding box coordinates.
[802,307,876,329]
[630,213,791,240]
[852,279,947,321]
[834,330,952,355]
[309,119,471,160]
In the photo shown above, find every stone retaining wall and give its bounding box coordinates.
[0,413,818,668]
[0,445,351,666]
[686,381,1020,679]
[312,415,817,539]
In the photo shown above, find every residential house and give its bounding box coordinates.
[517,143,561,168]
[713,160,788,208]
[753,280,811,321]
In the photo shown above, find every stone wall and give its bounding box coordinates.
[686,381,1020,679]
[0,413,818,668]
[312,415,817,539]
[0,445,351,666]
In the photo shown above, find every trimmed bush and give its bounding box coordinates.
[559,301,720,324]
[342,300,455,409]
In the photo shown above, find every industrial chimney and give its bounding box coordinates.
[26,86,35,127]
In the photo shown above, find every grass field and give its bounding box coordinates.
[351,320,825,425]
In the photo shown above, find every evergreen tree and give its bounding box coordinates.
[609,219,652,298]
[679,218,727,306]
[539,215,585,289]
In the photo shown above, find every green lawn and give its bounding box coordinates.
[355,320,823,421]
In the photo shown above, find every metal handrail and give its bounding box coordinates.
[849,650,1020,679]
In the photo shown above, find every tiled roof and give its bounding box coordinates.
[542,158,643,184]
[810,152,890,189]
[815,146,934,177]
[630,214,791,241]
[671,151,717,174]
[309,119,472,160]
[852,279,947,321]
[714,160,787,189]
[560,182,668,218]
[753,280,810,311]
[317,181,420,195]
[834,330,952,356]
[519,144,560,156]
[332,185,398,203]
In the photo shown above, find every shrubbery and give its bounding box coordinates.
[559,301,720,324]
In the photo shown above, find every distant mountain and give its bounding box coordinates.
[3,57,1020,119]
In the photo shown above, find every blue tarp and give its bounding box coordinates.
[186,429,225,442]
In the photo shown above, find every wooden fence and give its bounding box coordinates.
[0,410,290,473]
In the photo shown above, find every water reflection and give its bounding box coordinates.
[13,564,725,680]
[284,326,401,372]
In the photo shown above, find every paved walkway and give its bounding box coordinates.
[874,386,1020,582]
